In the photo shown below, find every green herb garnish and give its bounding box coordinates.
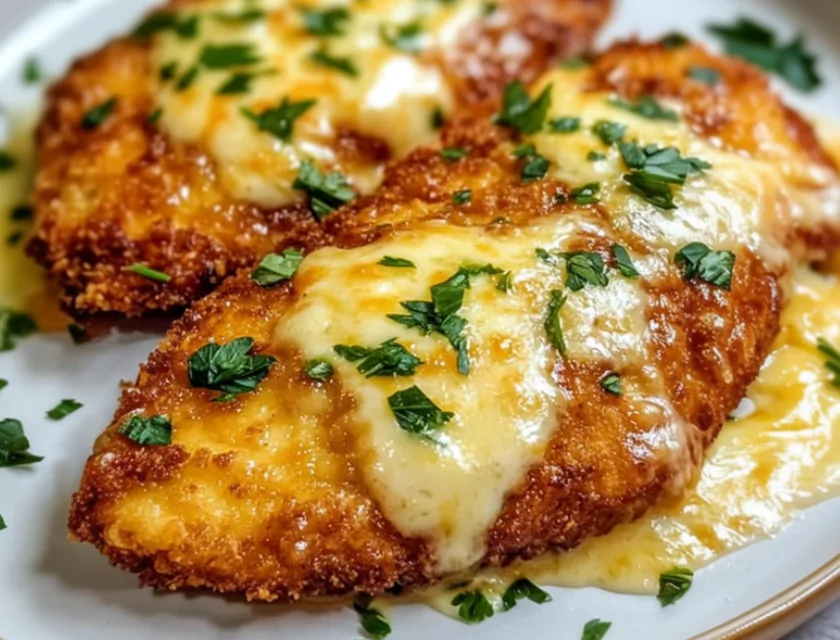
[451,591,494,624]
[674,242,735,289]
[301,7,350,36]
[657,567,694,606]
[0,308,36,352]
[587,150,606,161]
[23,57,42,84]
[120,415,172,446]
[512,143,550,182]
[132,12,199,40]
[310,49,358,76]
[600,373,621,395]
[452,189,472,205]
[379,256,416,268]
[0,380,7,392]
[0,151,16,172]
[708,17,821,92]
[199,43,261,68]
[562,251,608,291]
[380,21,424,53]
[569,182,601,204]
[620,143,711,209]
[592,120,627,145]
[217,72,259,95]
[251,249,303,287]
[305,358,334,382]
[81,97,118,130]
[609,95,679,122]
[549,116,581,133]
[187,337,275,402]
[544,290,567,355]
[581,618,613,640]
[660,32,689,49]
[353,601,391,639]
[213,9,266,23]
[334,339,422,378]
[611,244,640,278]
[817,338,840,387]
[124,264,170,283]
[501,578,552,611]
[388,386,453,438]
[242,97,316,142]
[46,399,83,421]
[293,160,355,220]
[495,82,552,134]
[441,147,469,162]
[0,419,43,467]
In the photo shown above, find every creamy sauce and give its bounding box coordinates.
[0,108,66,331]
[153,0,487,208]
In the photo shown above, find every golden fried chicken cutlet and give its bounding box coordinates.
[27,0,612,330]
[69,41,840,601]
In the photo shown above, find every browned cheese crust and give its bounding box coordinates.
[69,42,838,600]
[27,0,612,329]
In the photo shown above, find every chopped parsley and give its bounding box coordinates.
[600,372,621,396]
[674,242,735,289]
[388,386,453,438]
[176,66,199,91]
[543,290,567,355]
[199,43,261,69]
[379,256,416,268]
[304,358,334,381]
[495,82,553,135]
[23,57,42,84]
[0,308,36,352]
[293,160,355,220]
[120,415,172,446]
[512,143,550,182]
[251,249,303,287]
[217,72,259,95]
[549,116,581,133]
[441,147,469,162]
[660,32,689,49]
[0,150,16,172]
[353,601,391,639]
[708,17,821,92]
[11,205,32,221]
[431,106,445,129]
[592,120,627,145]
[242,97,316,142]
[300,7,350,37]
[587,150,606,162]
[81,97,118,130]
[310,49,358,76]
[7,231,23,246]
[124,264,171,283]
[0,418,43,467]
[213,9,266,24]
[452,189,472,205]
[334,339,422,378]
[817,338,840,387]
[132,11,199,40]
[657,567,694,606]
[451,591,494,624]
[67,323,87,344]
[0,514,5,531]
[148,108,163,125]
[569,182,601,205]
[501,578,552,611]
[496,271,513,292]
[562,251,609,291]
[609,96,679,122]
[187,337,275,402]
[160,61,179,81]
[46,399,83,421]
[0,380,7,392]
[581,618,613,640]
[620,142,711,210]
[380,21,424,53]
[688,66,722,86]
[611,244,640,278]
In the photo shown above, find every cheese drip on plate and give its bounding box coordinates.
[151,0,487,208]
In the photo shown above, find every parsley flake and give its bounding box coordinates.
[0,380,7,392]
[495,82,553,134]
[213,9,266,24]
[0,308,36,352]
[0,150,17,172]
[388,386,453,438]
[353,601,391,639]
[569,182,601,204]
[592,120,627,145]
[199,43,261,69]
[81,97,118,130]
[251,249,303,287]
[708,18,821,92]
[187,337,275,402]
[451,591,494,624]
[600,372,621,396]
[818,338,840,387]
[452,189,472,205]
[441,147,469,162]
[46,399,83,421]
[132,12,199,40]
[293,160,355,220]
[217,72,259,95]
[609,95,679,122]
[657,567,694,606]
[611,244,640,279]
[242,97,316,142]
[334,339,422,378]
[125,264,171,283]
[380,21,424,53]
[23,57,42,84]
[587,150,606,162]
[620,143,711,210]
[549,116,581,133]
[301,7,350,36]
[379,256,416,268]
[0,419,43,468]
[544,290,567,355]
[501,579,552,611]
[660,32,689,49]
[513,143,550,182]
[674,242,735,289]
[581,618,613,640]
[562,251,608,291]
[0,514,5,531]
[120,415,172,446]
[304,358,334,382]
[310,49,358,76]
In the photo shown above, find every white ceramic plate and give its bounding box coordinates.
[1,1,840,639]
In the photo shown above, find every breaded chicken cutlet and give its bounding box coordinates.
[69,41,840,601]
[26,0,612,330]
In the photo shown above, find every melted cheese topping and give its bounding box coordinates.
[405,265,840,613]
[0,109,66,330]
[152,0,487,208]
[276,82,840,575]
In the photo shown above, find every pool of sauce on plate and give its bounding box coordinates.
[0,108,66,332]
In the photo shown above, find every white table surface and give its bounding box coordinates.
[0,1,836,638]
